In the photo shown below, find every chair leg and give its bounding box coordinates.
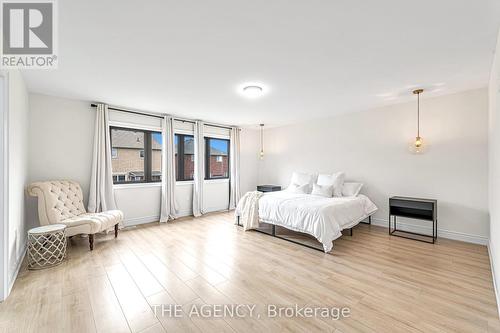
[114,224,119,238]
[89,234,94,251]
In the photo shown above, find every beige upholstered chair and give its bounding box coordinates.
[27,180,123,250]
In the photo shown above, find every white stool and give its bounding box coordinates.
[28,224,67,270]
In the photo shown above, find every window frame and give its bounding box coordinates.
[175,133,194,182]
[109,126,162,185]
[204,137,230,180]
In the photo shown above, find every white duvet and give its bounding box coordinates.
[236,191,377,253]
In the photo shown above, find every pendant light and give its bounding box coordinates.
[259,124,264,160]
[410,89,425,154]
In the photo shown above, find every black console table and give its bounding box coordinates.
[389,196,437,244]
[257,185,282,192]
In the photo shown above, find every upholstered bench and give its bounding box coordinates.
[28,180,123,250]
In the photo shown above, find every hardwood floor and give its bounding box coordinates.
[1,211,499,332]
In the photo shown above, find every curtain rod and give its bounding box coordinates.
[90,103,164,119]
[90,103,235,130]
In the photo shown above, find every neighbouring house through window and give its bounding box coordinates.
[110,127,163,184]
[205,137,229,179]
[112,174,126,182]
[175,134,194,181]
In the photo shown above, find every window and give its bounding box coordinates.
[112,174,125,182]
[110,127,163,184]
[175,134,194,181]
[205,137,229,179]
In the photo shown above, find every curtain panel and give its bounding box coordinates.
[229,127,241,210]
[193,121,205,216]
[160,115,178,222]
[88,103,117,213]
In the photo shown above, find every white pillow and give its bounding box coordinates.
[342,182,363,197]
[317,172,345,197]
[311,183,334,198]
[289,172,315,193]
[286,183,310,194]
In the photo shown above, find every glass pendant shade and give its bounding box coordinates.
[409,136,426,154]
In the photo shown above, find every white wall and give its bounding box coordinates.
[0,70,29,301]
[27,94,259,227]
[259,88,489,244]
[28,94,95,199]
[240,128,260,193]
[488,29,500,313]
[0,74,6,301]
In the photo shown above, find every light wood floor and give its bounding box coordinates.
[1,212,499,332]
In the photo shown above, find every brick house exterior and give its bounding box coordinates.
[208,155,229,177]
[176,137,228,180]
[111,130,162,182]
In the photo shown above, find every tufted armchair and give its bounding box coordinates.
[27,180,123,250]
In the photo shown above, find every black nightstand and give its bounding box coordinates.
[389,196,437,243]
[257,185,282,192]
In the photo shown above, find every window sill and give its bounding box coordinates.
[174,179,229,186]
[113,182,162,189]
[205,178,229,184]
[176,180,194,186]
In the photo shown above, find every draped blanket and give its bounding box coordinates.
[236,191,263,231]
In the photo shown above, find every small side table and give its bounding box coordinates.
[389,196,437,244]
[28,224,67,270]
[257,185,282,192]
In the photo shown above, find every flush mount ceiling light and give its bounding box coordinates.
[243,85,263,96]
[238,83,267,98]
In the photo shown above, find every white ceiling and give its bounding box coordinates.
[22,0,500,127]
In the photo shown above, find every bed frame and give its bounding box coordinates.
[236,215,372,252]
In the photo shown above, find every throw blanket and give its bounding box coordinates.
[236,191,263,231]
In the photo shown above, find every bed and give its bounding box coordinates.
[235,190,378,252]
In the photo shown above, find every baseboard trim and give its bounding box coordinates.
[203,206,229,214]
[370,217,488,245]
[488,240,500,318]
[7,245,26,297]
[177,209,193,218]
[123,215,159,227]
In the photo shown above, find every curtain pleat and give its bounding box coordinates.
[160,115,178,222]
[193,121,204,216]
[88,103,117,213]
[229,127,241,210]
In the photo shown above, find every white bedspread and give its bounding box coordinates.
[236,191,377,252]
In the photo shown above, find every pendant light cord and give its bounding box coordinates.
[260,124,264,152]
[417,92,420,137]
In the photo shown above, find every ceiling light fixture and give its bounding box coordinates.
[243,85,263,96]
[238,82,267,98]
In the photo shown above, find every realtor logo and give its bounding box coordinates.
[1,0,58,68]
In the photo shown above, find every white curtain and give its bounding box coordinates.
[160,115,178,222]
[88,103,117,213]
[193,121,204,217]
[229,127,241,210]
